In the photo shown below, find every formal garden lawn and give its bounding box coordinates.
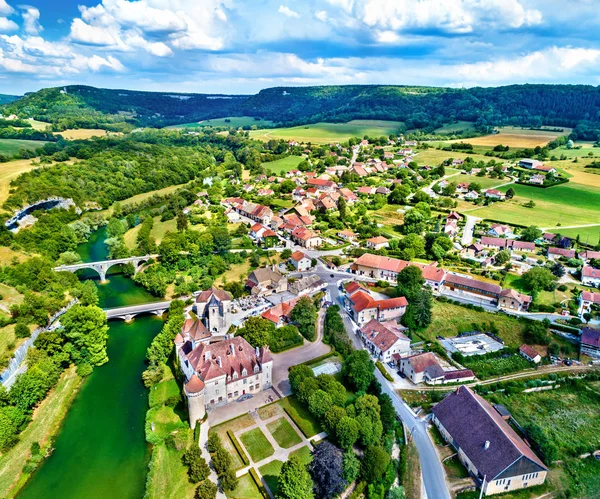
[249,120,403,144]
[240,427,275,463]
[261,155,304,175]
[209,414,256,470]
[258,460,283,496]
[225,473,262,499]
[266,417,302,449]
[0,139,47,156]
[263,396,323,438]
[288,445,313,466]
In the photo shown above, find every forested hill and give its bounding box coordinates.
[4,84,600,136]
[0,94,19,105]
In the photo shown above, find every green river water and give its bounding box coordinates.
[18,227,163,499]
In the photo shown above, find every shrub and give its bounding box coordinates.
[182,446,210,483]
[227,430,249,466]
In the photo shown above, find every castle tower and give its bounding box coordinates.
[184,375,206,429]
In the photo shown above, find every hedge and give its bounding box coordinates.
[249,468,269,498]
[227,430,250,466]
[376,361,394,382]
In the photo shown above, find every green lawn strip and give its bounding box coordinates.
[0,139,48,155]
[462,354,532,380]
[288,445,313,466]
[225,473,263,499]
[258,460,283,497]
[266,417,302,449]
[261,155,304,175]
[443,456,469,479]
[278,396,323,438]
[149,378,181,408]
[145,439,196,499]
[210,414,256,470]
[239,428,275,463]
[145,405,188,443]
[227,430,250,466]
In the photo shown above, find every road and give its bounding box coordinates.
[375,369,451,499]
[461,215,479,245]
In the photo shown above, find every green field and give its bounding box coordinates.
[266,418,302,449]
[0,139,47,156]
[258,460,283,496]
[262,155,304,175]
[434,121,477,135]
[167,117,274,129]
[448,174,510,190]
[225,473,262,499]
[556,226,600,246]
[240,427,274,462]
[460,182,600,228]
[249,120,403,144]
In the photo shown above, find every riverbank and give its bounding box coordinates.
[0,366,82,498]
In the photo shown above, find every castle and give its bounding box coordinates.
[193,287,232,338]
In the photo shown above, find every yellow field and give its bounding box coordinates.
[55,129,121,140]
[0,159,43,208]
[450,126,570,148]
[26,119,51,131]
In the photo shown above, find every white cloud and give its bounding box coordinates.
[0,0,13,16]
[22,7,42,35]
[0,17,17,32]
[315,10,328,22]
[70,18,118,46]
[278,5,300,19]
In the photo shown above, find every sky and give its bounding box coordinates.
[1,0,600,95]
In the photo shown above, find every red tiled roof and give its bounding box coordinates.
[290,251,307,262]
[519,344,540,359]
[444,274,502,295]
[548,246,575,258]
[185,375,205,394]
[195,287,232,303]
[583,266,600,279]
[582,291,600,304]
[354,253,444,282]
[481,236,506,248]
[580,250,600,260]
[261,299,298,324]
[367,236,389,245]
[500,288,532,305]
[349,290,408,313]
[406,352,439,373]
[360,319,409,352]
[182,318,210,341]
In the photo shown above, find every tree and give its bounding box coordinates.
[336,416,359,449]
[388,185,411,205]
[402,289,432,330]
[494,250,511,265]
[551,262,565,278]
[220,468,238,491]
[505,187,515,199]
[522,267,556,293]
[521,226,542,242]
[308,389,333,418]
[361,445,390,482]
[402,209,426,235]
[290,296,317,341]
[316,374,347,406]
[277,455,314,499]
[289,364,314,394]
[177,211,188,232]
[309,442,347,499]
[338,197,347,221]
[342,450,360,483]
[342,350,374,393]
[60,304,109,366]
[378,393,397,434]
[398,234,425,259]
[524,322,550,345]
[183,446,210,483]
[14,322,30,339]
[281,249,292,260]
[388,487,406,499]
[79,280,99,306]
[235,316,274,347]
[396,266,424,301]
[195,479,218,499]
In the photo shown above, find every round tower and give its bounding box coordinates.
[184,375,206,429]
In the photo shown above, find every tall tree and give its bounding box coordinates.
[290,296,317,342]
[277,455,314,499]
[309,442,347,499]
[342,350,374,393]
[60,304,109,366]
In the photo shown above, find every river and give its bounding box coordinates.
[18,226,163,499]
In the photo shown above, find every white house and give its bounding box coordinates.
[359,319,410,363]
[289,251,312,272]
[582,266,600,287]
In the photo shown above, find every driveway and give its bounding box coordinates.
[461,215,479,245]
[271,308,331,396]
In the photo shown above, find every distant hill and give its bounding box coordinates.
[4,84,600,138]
[0,94,20,105]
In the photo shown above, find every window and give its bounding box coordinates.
[210,399,215,404]
[234,391,238,397]
[216,389,219,395]
[243,379,247,384]
[228,393,232,398]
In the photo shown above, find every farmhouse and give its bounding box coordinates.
[519,158,544,169]
[307,178,337,191]
[338,229,357,242]
[578,250,600,262]
[176,335,273,428]
[581,327,600,358]
[464,190,479,200]
[359,319,410,363]
[484,189,506,200]
[519,344,541,364]
[464,243,486,259]
[246,267,288,296]
[488,224,514,238]
[289,251,312,272]
[528,174,545,185]
[582,266,600,287]
[366,236,389,250]
[291,227,322,248]
[432,386,547,496]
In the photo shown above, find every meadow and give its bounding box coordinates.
[448,173,510,190]
[434,121,478,135]
[261,155,304,174]
[168,116,274,129]
[0,159,45,208]
[0,139,47,156]
[455,126,569,148]
[249,120,403,144]
[55,129,117,140]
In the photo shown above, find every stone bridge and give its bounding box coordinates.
[54,254,159,282]
[104,301,172,322]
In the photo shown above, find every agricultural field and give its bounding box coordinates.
[26,119,51,130]
[261,155,304,175]
[453,126,570,148]
[167,117,274,129]
[459,182,600,229]
[249,120,403,144]
[0,139,47,156]
[55,129,116,140]
[434,121,478,135]
[0,159,45,207]
[413,148,499,166]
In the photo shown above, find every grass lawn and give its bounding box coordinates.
[0,367,82,498]
[434,121,477,135]
[146,405,188,441]
[266,417,302,449]
[275,396,323,438]
[556,226,600,246]
[240,428,275,463]
[26,119,51,131]
[258,460,283,496]
[214,260,251,286]
[0,324,23,366]
[150,217,178,243]
[448,173,510,189]
[414,148,499,166]
[404,441,422,499]
[225,473,262,499]
[149,378,181,408]
[460,182,600,229]
[0,159,45,208]
[168,117,274,129]
[0,139,47,156]
[261,155,304,175]
[0,282,23,310]
[249,120,402,144]
[145,440,196,499]
[289,445,313,466]
[210,414,256,470]
[422,301,527,347]
[444,456,470,479]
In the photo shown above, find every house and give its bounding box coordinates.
[481,237,508,250]
[547,247,576,260]
[351,164,368,177]
[581,327,600,358]
[345,286,408,325]
[359,319,410,362]
[289,274,325,295]
[485,189,506,200]
[509,240,536,253]
[316,195,337,211]
[307,178,336,192]
[519,344,541,364]
[456,182,470,194]
[224,199,273,225]
[447,212,461,221]
[444,220,459,237]
[464,243,486,259]
[582,265,600,287]
[579,291,600,318]
[257,188,274,197]
[338,229,357,242]
[431,386,547,496]
[366,236,389,250]
[488,224,514,238]
[193,287,233,337]
[291,227,322,248]
[498,289,532,312]
[579,250,600,263]
[533,165,556,174]
[290,251,312,272]
[351,253,445,290]
[246,267,288,296]
[442,273,502,303]
[465,190,479,200]
[398,352,441,384]
[528,174,545,185]
[261,299,298,326]
[519,158,544,169]
[338,187,358,204]
[175,335,273,428]
[357,186,375,195]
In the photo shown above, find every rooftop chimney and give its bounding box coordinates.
[255,346,260,357]
[217,356,222,367]
[230,343,235,357]
[484,440,490,451]
[204,351,211,362]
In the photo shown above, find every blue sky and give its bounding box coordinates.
[1,0,600,95]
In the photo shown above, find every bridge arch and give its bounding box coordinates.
[54,255,159,282]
